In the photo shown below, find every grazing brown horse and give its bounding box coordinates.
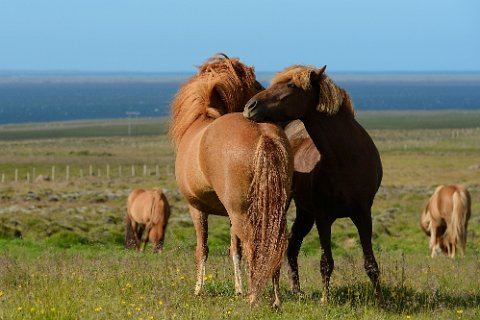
[125,188,170,253]
[170,54,293,306]
[420,184,471,258]
[244,65,385,306]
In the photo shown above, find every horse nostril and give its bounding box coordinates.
[245,99,258,111]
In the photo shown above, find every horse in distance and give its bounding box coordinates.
[244,65,385,306]
[170,54,293,306]
[420,184,471,258]
[125,188,171,253]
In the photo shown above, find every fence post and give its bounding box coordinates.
[89,165,93,177]
[1,174,4,183]
[15,169,18,182]
[66,165,70,181]
[106,164,110,178]
[131,165,135,177]
[80,169,84,178]
[156,165,159,177]
[52,166,55,181]
[143,165,147,176]
[119,165,122,177]
[27,172,30,183]
[32,168,36,181]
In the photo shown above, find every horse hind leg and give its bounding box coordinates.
[353,212,385,307]
[271,269,281,309]
[286,206,315,295]
[150,226,165,253]
[130,221,142,251]
[189,206,209,296]
[140,225,152,252]
[230,232,243,295]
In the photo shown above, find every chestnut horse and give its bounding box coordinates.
[244,65,385,306]
[420,184,471,258]
[170,54,292,306]
[125,188,170,253]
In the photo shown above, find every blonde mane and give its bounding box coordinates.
[169,54,259,146]
[271,65,355,116]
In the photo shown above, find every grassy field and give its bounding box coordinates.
[1,111,480,319]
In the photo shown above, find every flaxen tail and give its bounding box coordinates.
[244,134,292,305]
[449,188,471,257]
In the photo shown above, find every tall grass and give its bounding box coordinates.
[1,111,480,319]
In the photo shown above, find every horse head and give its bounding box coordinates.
[243,65,328,122]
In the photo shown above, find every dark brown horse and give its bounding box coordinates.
[170,54,293,306]
[420,184,471,258]
[125,188,170,253]
[244,65,384,306]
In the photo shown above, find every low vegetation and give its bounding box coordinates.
[1,111,479,319]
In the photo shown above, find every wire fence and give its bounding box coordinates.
[0,164,174,183]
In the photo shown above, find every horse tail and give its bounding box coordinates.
[244,134,291,304]
[125,209,136,249]
[450,187,471,256]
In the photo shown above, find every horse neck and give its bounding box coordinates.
[301,103,356,158]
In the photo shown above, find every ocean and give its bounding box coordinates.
[1,72,479,125]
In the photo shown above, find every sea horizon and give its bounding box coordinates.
[1,71,480,125]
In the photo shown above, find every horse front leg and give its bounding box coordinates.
[353,213,385,308]
[429,223,438,258]
[189,206,209,296]
[230,232,243,295]
[316,219,334,304]
[286,206,315,294]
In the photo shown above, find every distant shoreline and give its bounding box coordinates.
[1,110,480,141]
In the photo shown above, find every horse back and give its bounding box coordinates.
[127,189,159,224]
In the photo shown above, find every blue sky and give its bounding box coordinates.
[1,0,479,72]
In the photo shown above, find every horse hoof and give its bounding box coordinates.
[271,300,281,310]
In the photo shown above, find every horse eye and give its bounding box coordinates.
[287,83,296,88]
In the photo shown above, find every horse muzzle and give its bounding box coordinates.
[243,99,265,122]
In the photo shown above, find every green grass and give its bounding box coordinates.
[1,111,480,319]
[357,110,480,129]
[0,118,169,140]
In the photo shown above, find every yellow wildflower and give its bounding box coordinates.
[0,290,4,297]
[457,310,464,314]
[17,307,23,311]
[95,306,102,312]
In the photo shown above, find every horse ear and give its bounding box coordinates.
[318,65,327,75]
[206,87,224,118]
[309,65,327,84]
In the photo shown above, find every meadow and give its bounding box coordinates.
[0,111,479,319]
